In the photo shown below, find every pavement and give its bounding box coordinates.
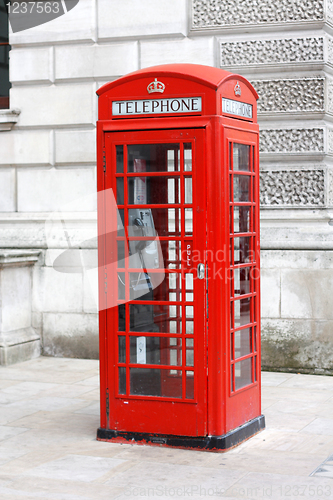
[0,358,332,499]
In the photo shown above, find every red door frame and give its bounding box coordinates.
[98,122,209,437]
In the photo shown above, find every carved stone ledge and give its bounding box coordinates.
[220,37,325,67]
[0,109,20,132]
[260,169,325,206]
[253,78,325,114]
[192,0,325,28]
[260,129,324,153]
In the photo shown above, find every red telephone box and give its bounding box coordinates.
[96,64,265,450]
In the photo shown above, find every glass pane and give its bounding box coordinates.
[185,273,193,290]
[118,305,125,332]
[234,175,251,202]
[234,237,251,265]
[167,178,181,204]
[118,336,126,363]
[130,337,182,365]
[234,267,251,296]
[119,367,126,394]
[234,298,251,328]
[117,209,124,236]
[129,304,182,333]
[118,273,125,300]
[167,149,180,171]
[130,368,182,398]
[128,144,180,172]
[186,371,194,399]
[234,328,252,359]
[117,241,125,263]
[234,206,250,233]
[128,176,181,205]
[186,338,194,366]
[167,208,182,235]
[184,143,192,171]
[186,306,193,318]
[186,321,193,334]
[233,144,251,171]
[185,208,193,234]
[116,177,124,205]
[164,240,181,268]
[116,145,124,173]
[184,177,192,204]
[235,358,252,390]
[127,208,181,238]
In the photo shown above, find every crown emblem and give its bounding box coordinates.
[234,81,241,97]
[147,78,165,94]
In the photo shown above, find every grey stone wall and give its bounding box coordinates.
[2,0,333,370]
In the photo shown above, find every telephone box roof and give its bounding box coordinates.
[97,64,258,99]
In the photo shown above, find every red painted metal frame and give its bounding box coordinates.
[97,64,262,446]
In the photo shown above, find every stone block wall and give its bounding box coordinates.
[1,0,332,369]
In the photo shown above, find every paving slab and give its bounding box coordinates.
[0,358,332,499]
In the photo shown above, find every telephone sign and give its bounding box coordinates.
[96,64,264,450]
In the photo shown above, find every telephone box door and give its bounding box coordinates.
[103,128,207,437]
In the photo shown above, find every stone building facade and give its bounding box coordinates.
[0,0,333,373]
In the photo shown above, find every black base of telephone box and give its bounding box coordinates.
[97,415,265,451]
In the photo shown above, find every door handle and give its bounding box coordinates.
[197,263,205,280]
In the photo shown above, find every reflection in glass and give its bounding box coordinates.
[233,144,250,171]
[233,175,250,202]
[130,368,182,398]
[234,297,251,328]
[235,358,252,390]
[186,371,194,399]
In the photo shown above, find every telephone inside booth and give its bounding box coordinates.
[117,141,192,398]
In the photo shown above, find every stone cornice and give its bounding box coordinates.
[0,109,20,132]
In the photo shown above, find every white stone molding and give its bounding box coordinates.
[260,128,324,153]
[0,109,20,132]
[328,0,333,23]
[192,0,324,28]
[260,170,325,206]
[327,127,333,153]
[328,81,333,114]
[220,38,324,67]
[327,168,333,205]
[0,250,41,366]
[253,78,325,114]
